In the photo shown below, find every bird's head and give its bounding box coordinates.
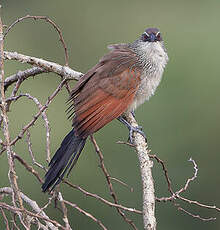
[141,28,162,43]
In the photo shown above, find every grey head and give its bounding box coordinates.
[129,27,168,68]
[141,28,162,43]
[129,27,165,52]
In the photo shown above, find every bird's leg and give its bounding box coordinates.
[117,116,147,143]
[131,110,136,118]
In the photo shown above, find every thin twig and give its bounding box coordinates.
[0,201,63,229]
[11,213,21,230]
[149,154,174,195]
[3,14,72,94]
[10,93,51,162]
[175,158,198,195]
[26,129,46,170]
[116,140,135,147]
[5,77,23,112]
[155,157,220,220]
[177,205,216,221]
[0,78,66,156]
[11,78,23,97]
[13,153,43,184]
[1,207,10,230]
[4,67,45,91]
[63,199,108,230]
[64,180,142,214]
[110,177,134,192]
[58,192,72,230]
[11,79,66,147]
[41,195,54,211]
[4,15,69,66]
[0,187,59,230]
[90,135,138,230]
[177,195,220,212]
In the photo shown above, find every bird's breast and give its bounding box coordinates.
[128,46,168,111]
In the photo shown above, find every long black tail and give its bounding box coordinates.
[42,129,86,192]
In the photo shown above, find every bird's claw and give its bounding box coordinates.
[117,116,147,144]
[128,125,147,144]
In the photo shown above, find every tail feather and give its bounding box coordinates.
[42,129,86,192]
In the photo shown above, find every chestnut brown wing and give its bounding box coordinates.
[68,46,142,138]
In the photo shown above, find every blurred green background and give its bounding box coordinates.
[1,0,220,229]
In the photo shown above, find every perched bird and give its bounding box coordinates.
[42,28,168,192]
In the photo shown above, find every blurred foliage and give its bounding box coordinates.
[0,0,220,229]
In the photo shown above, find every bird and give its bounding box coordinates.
[42,27,169,192]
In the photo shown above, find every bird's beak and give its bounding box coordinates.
[150,34,156,42]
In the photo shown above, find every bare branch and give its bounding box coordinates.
[10,79,66,147]
[116,140,135,147]
[11,213,21,230]
[110,177,134,192]
[0,187,59,230]
[26,129,46,170]
[177,195,220,212]
[13,153,43,184]
[175,158,198,195]
[57,193,72,230]
[64,180,142,214]
[4,67,45,91]
[10,93,51,162]
[0,13,28,228]
[4,15,69,66]
[3,14,72,96]
[149,154,174,195]
[4,51,82,80]
[177,205,216,221]
[1,207,10,230]
[123,113,156,230]
[63,199,108,230]
[155,157,220,220]
[0,78,66,156]
[90,135,138,230]
[0,201,64,229]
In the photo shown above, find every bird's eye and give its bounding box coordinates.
[142,33,149,42]
[156,32,161,41]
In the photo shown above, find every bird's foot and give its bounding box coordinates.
[127,125,147,143]
[117,116,147,144]
[131,110,136,118]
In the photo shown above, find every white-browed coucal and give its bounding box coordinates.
[42,28,168,192]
